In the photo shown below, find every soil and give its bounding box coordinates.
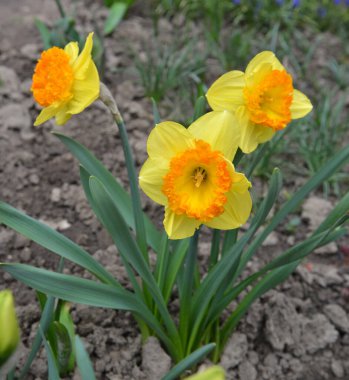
[0,1,349,379]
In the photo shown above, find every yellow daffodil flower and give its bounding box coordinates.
[0,290,20,367]
[139,111,252,239]
[206,51,313,153]
[31,32,99,126]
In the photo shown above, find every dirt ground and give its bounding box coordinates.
[0,1,349,379]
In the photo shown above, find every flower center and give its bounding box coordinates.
[31,47,74,107]
[192,167,207,188]
[244,69,293,130]
[162,140,232,222]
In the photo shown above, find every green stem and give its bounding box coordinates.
[99,83,148,259]
[54,0,66,18]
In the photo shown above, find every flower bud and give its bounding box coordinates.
[0,290,20,367]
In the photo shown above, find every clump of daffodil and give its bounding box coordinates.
[139,111,252,239]
[0,290,20,367]
[31,32,99,126]
[206,51,313,153]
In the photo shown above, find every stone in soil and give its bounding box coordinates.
[142,337,171,379]
[221,333,248,369]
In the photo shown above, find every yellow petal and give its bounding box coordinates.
[188,111,240,161]
[55,106,71,125]
[205,187,252,230]
[290,89,313,119]
[64,41,79,65]
[245,62,272,88]
[139,158,168,205]
[206,70,245,112]
[33,104,60,126]
[147,121,194,160]
[237,107,275,154]
[164,208,200,240]
[245,51,284,77]
[229,165,252,193]
[69,60,100,115]
[72,32,94,79]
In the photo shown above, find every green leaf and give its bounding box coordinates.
[0,263,173,351]
[152,97,161,124]
[161,343,216,380]
[58,303,76,373]
[75,336,96,380]
[79,166,143,298]
[315,191,349,234]
[163,239,190,303]
[238,144,349,275]
[88,177,182,359]
[104,2,128,35]
[186,169,282,352]
[193,96,206,121]
[34,19,52,49]
[221,261,299,346]
[0,201,118,287]
[1,263,138,310]
[18,296,55,380]
[54,132,161,252]
[40,329,60,380]
[51,322,73,376]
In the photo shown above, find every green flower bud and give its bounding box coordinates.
[0,290,20,367]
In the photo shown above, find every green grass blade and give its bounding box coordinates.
[0,201,117,287]
[75,336,96,380]
[161,343,216,380]
[238,144,349,274]
[54,132,161,252]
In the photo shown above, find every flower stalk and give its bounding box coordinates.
[99,82,148,258]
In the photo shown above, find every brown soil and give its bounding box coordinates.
[0,1,349,379]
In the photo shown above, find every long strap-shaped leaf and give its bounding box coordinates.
[206,225,347,325]
[79,166,144,300]
[0,263,175,356]
[219,260,300,350]
[75,336,96,380]
[0,202,118,287]
[237,143,349,275]
[186,169,282,353]
[54,132,162,252]
[88,176,183,360]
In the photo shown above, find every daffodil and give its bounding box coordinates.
[206,51,313,153]
[0,290,20,367]
[139,111,252,239]
[31,32,99,126]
